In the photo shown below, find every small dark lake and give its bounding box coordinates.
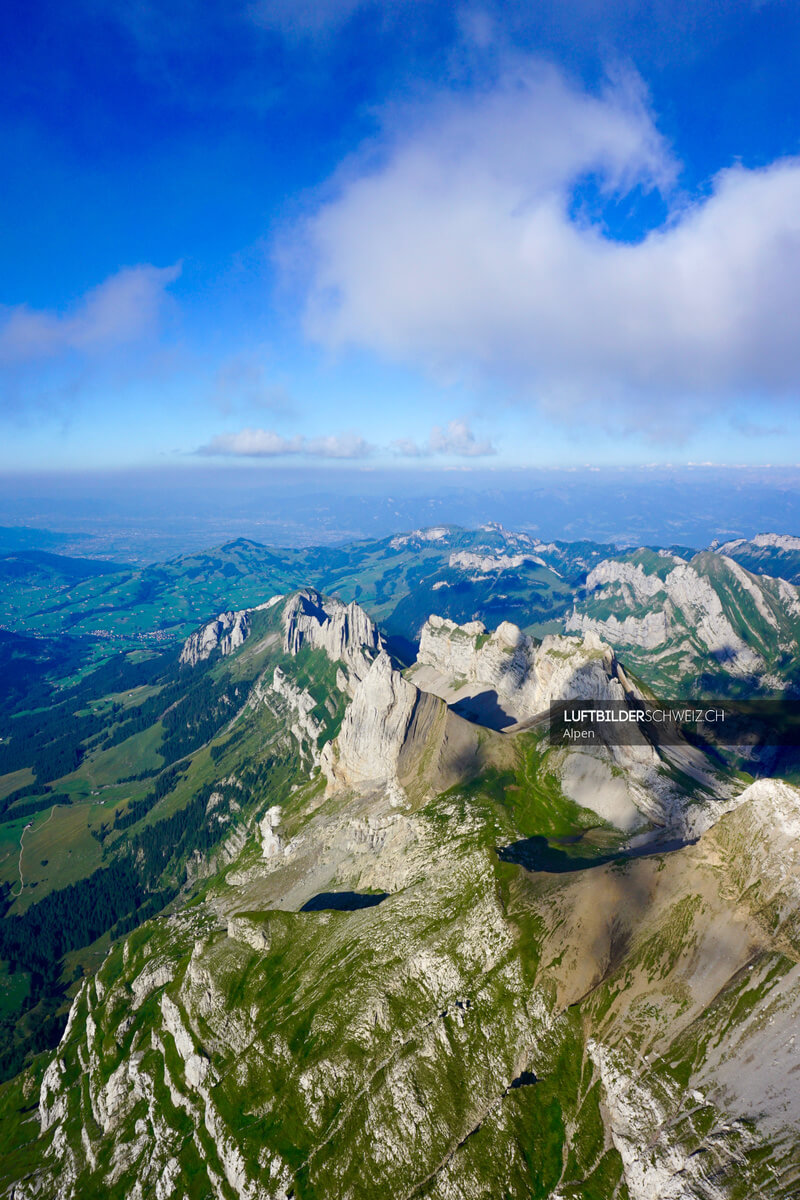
[497,833,696,874]
[509,1070,538,1089]
[300,891,390,912]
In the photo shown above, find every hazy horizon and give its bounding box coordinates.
[2,463,799,563]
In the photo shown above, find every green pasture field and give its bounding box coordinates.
[0,771,34,803]
[8,802,106,913]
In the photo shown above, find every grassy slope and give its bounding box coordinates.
[0,756,625,1198]
[0,598,352,1081]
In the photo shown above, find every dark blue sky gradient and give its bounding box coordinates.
[2,0,800,469]
[5,0,799,300]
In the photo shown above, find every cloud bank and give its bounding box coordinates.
[393,418,495,457]
[0,264,181,365]
[295,60,800,435]
[198,418,493,459]
[198,428,373,459]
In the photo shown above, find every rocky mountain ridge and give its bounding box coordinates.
[409,612,739,835]
[321,650,487,801]
[712,531,800,585]
[179,598,282,667]
[567,547,800,695]
[413,614,634,724]
[281,588,384,686]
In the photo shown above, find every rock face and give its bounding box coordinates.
[282,588,383,685]
[448,550,548,573]
[322,650,484,796]
[714,532,800,586]
[180,596,283,666]
[180,609,251,666]
[259,806,284,860]
[414,613,634,725]
[270,665,323,748]
[321,652,422,792]
[324,652,418,787]
[566,547,800,693]
[718,532,800,554]
[411,613,736,834]
[745,533,800,551]
[570,557,764,671]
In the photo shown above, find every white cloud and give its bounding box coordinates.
[0,264,181,364]
[294,59,800,436]
[199,418,494,460]
[430,418,495,456]
[198,427,373,458]
[393,418,495,457]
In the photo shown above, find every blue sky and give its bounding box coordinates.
[3,0,800,472]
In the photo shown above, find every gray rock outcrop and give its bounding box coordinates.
[180,596,282,666]
[322,649,485,797]
[179,609,251,666]
[282,588,383,687]
[323,652,418,787]
[415,614,635,723]
[567,556,781,675]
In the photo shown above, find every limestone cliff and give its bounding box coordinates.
[568,556,765,670]
[322,650,486,798]
[566,548,800,693]
[180,596,282,666]
[282,588,383,687]
[714,532,800,586]
[409,613,736,834]
[180,608,251,666]
[413,613,634,725]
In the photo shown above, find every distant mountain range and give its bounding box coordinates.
[567,545,800,697]
[4,464,800,563]
[2,523,799,695]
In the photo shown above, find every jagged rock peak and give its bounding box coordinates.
[282,588,384,680]
[322,650,418,789]
[417,613,627,723]
[321,646,480,797]
[179,595,282,666]
[179,608,250,666]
